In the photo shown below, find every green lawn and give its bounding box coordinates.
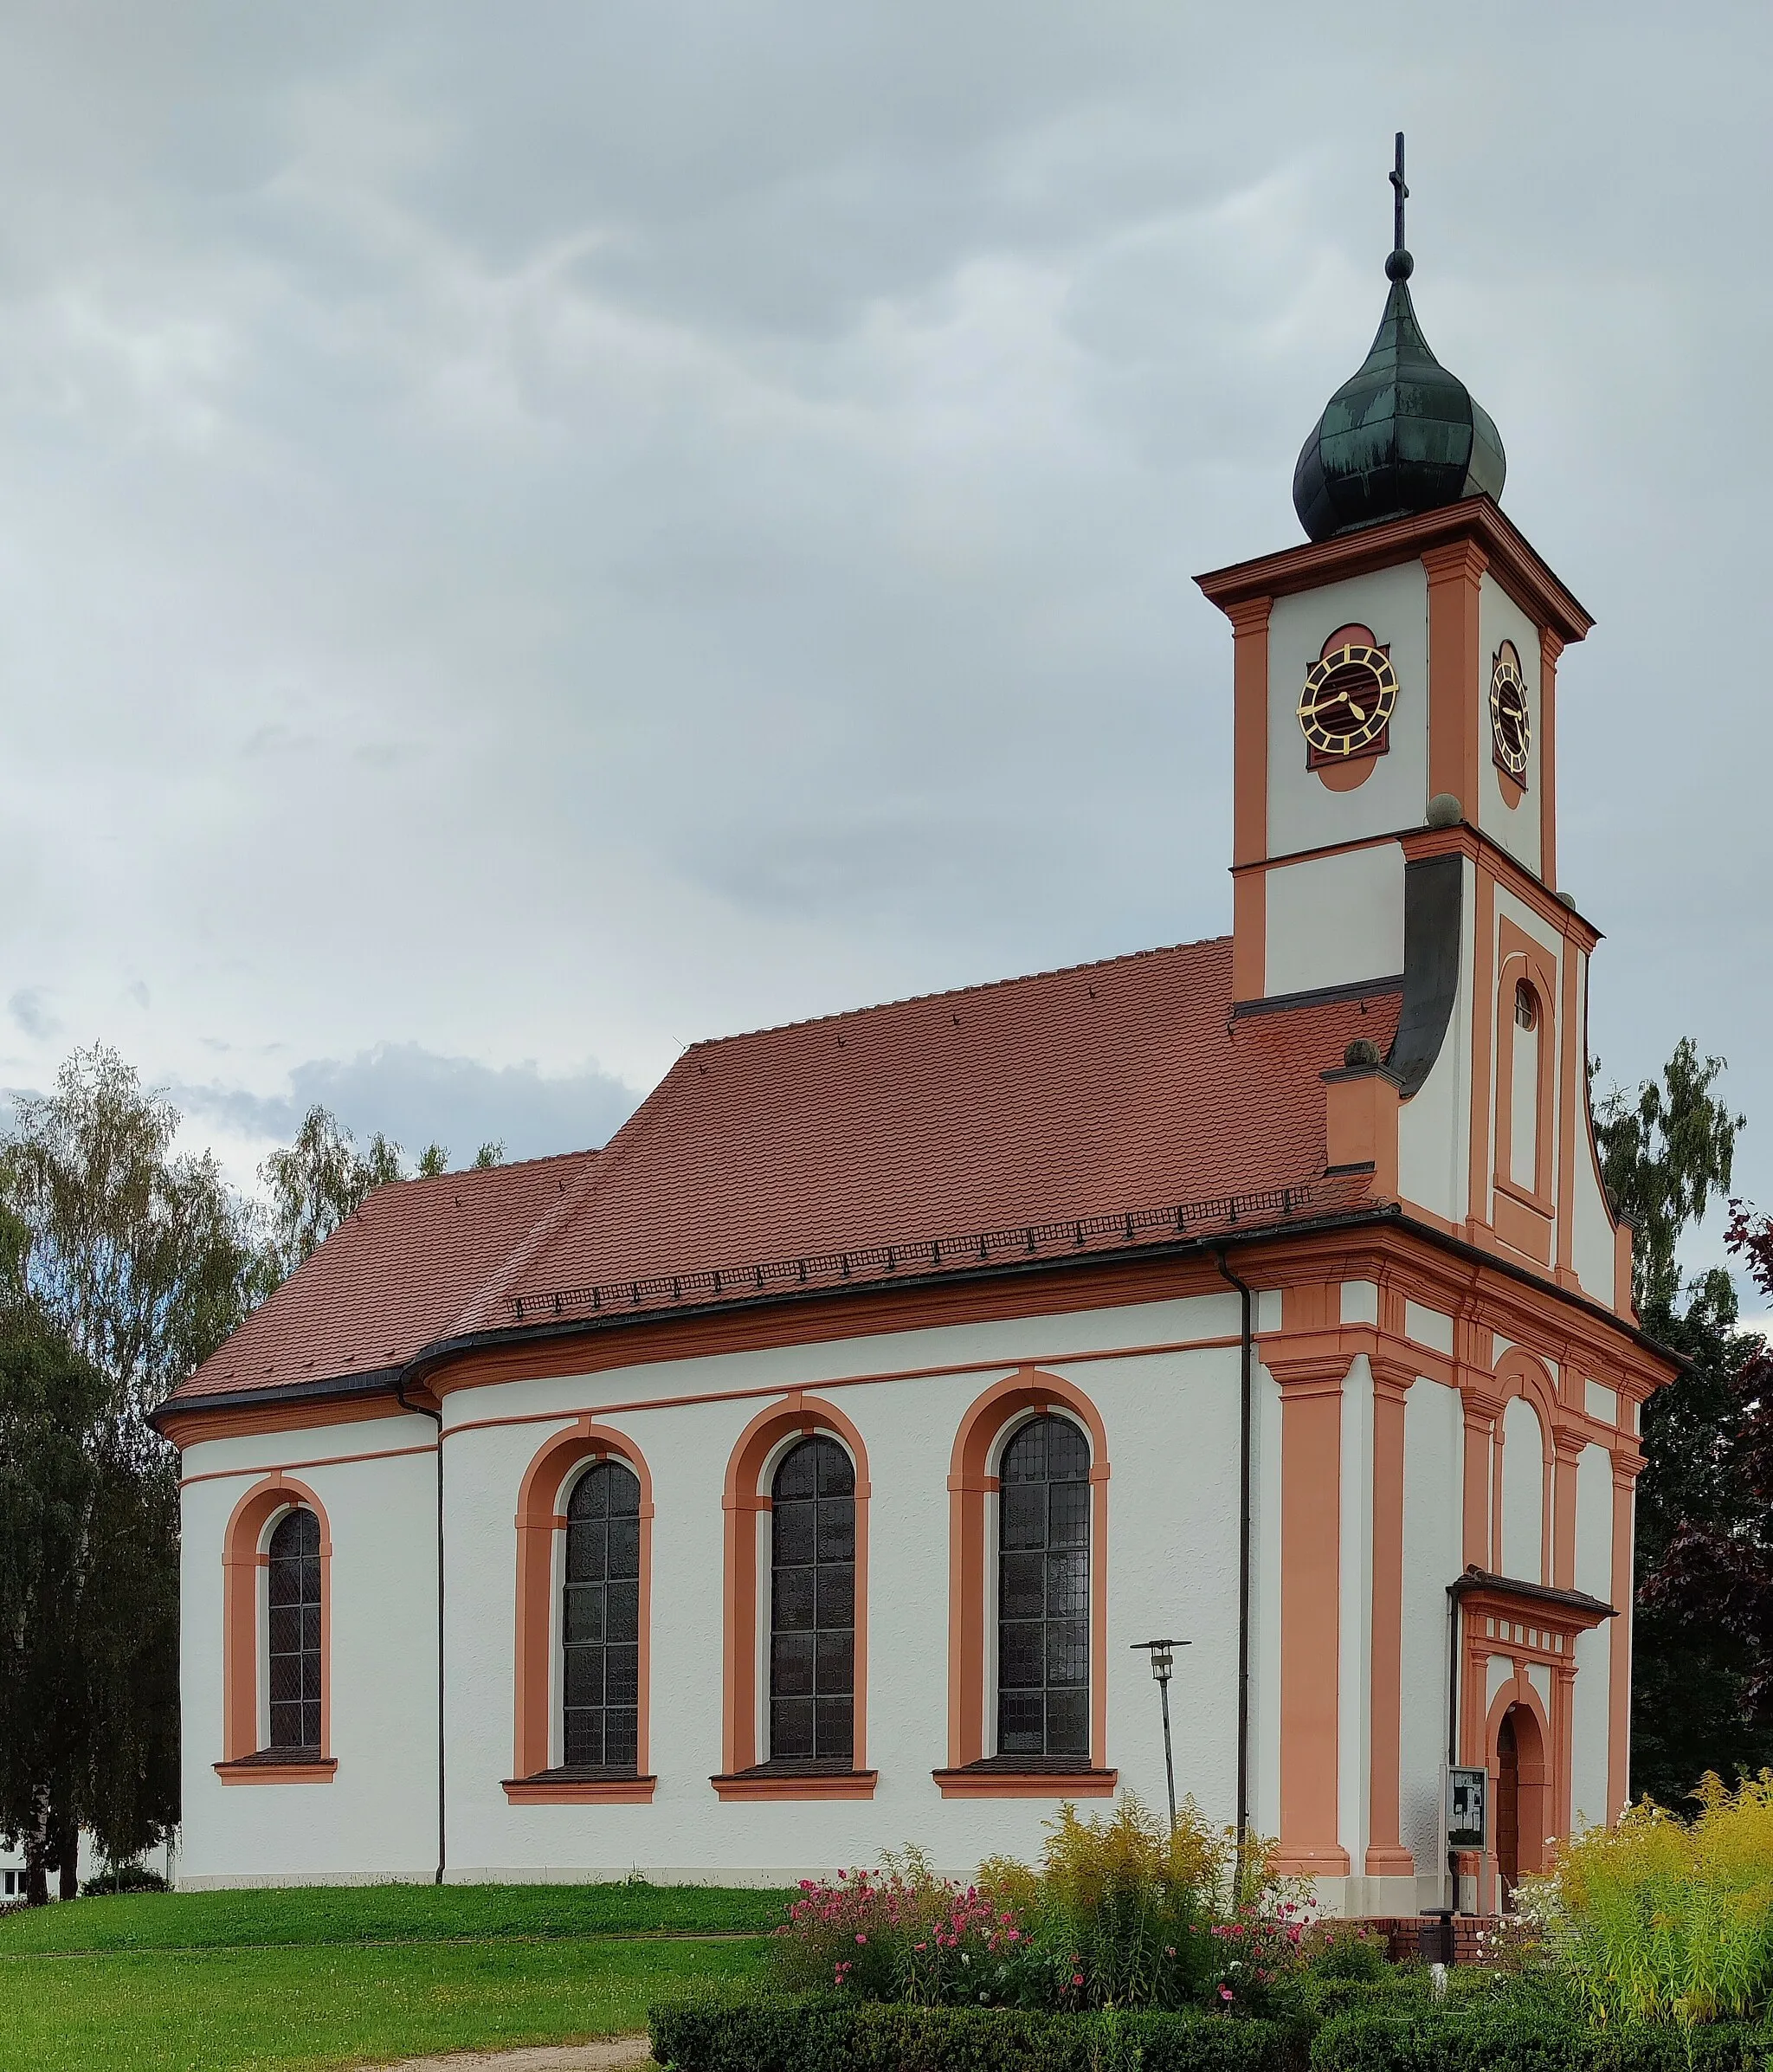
[0,1883,785,2071]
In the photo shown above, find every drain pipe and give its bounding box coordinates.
[397,1372,447,1886]
[1213,1247,1255,1883]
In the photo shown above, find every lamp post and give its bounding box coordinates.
[1131,1638,1189,1831]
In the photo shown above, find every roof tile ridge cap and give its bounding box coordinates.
[395,1145,604,1196]
[693,934,1235,1049]
[438,1143,623,1338]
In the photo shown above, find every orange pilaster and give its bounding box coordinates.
[1271,1341,1351,1876]
[1422,539,1486,814]
[1228,596,1272,1001]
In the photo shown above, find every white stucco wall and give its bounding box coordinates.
[1398,1377,1462,1900]
[177,1412,442,1888]
[1264,843,1405,998]
[1570,953,1622,1307]
[180,1292,1260,1888]
[1266,560,1431,857]
[1395,855,1476,1230]
[1570,1442,1616,1829]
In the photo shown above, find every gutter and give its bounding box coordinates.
[1211,1248,1256,1883]
[150,1194,1680,1436]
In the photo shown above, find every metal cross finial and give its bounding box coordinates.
[1389,132,1409,253]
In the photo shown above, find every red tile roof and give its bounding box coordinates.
[182,1149,598,1398]
[171,938,1398,1405]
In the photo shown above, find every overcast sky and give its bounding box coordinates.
[0,4,1767,1294]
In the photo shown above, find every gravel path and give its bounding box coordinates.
[369,2040,652,2070]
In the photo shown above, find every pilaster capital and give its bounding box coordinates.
[1370,1355,1417,1404]
[1459,1382,1503,1429]
[1267,1352,1353,1400]
[1223,593,1273,636]
[1610,1447,1647,1488]
[1551,1430,1589,1466]
[1421,538,1490,585]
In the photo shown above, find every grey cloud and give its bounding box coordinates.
[175,1044,642,1168]
[0,3,1764,1240]
[9,989,60,1041]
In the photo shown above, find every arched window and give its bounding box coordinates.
[267,1508,322,1752]
[562,1461,642,1772]
[770,1436,854,1764]
[997,1415,1090,1759]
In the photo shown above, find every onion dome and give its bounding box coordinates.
[1292,145,1505,542]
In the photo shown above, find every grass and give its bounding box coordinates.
[0,1882,785,2072]
[0,1877,790,1954]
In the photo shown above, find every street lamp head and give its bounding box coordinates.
[1131,1636,1188,1682]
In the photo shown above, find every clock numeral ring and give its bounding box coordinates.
[1298,643,1397,756]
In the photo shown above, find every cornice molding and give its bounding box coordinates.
[1195,497,1593,648]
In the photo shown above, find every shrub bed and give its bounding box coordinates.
[650,1991,1296,2071]
[1308,2004,1773,2071]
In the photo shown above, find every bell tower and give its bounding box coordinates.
[1196,140,1630,1312]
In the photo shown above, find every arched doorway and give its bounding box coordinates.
[1493,1701,1549,1910]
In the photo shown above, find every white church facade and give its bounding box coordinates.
[155,211,1673,1918]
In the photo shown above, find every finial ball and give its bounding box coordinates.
[1425,793,1462,829]
[1344,1037,1383,1070]
[1385,247,1415,281]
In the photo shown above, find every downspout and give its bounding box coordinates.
[1212,1248,1255,1883]
[396,1374,446,1886]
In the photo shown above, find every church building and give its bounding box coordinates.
[154,182,1674,1917]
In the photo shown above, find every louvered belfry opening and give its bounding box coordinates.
[996,1415,1091,1759]
[267,1507,322,1752]
[562,1460,642,1771]
[769,1436,856,1763]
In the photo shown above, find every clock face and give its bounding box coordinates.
[1490,643,1531,778]
[1298,642,1397,758]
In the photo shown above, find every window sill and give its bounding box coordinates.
[712,1761,878,1801]
[502,1769,657,1804]
[932,1759,1117,1798]
[215,1752,338,1785]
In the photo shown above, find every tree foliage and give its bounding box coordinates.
[261,1106,504,1277]
[0,1045,271,1456]
[1594,1037,1743,1315]
[1600,1041,1773,1804]
[0,1047,504,1901]
[0,1303,178,1900]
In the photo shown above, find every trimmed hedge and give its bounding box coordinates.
[649,1993,1295,2070]
[1309,2007,1773,2071]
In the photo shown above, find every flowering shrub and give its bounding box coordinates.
[986,1794,1320,2015]
[1517,1770,1773,2034]
[778,1797,1328,2018]
[771,1848,1042,2006]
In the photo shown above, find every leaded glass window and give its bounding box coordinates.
[267,1507,322,1751]
[562,1460,642,1771]
[769,1436,854,1763]
[996,1415,1090,1759]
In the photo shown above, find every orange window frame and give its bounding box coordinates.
[217,1475,336,1784]
[714,1394,874,1800]
[507,1419,656,1804]
[1493,920,1559,1259]
[937,1368,1115,1798]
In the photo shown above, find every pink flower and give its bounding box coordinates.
[1220,1986,1235,2003]
[1072,1972,1085,1988]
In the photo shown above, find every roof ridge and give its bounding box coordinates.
[681,936,1233,1051]
[356,1146,602,1207]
